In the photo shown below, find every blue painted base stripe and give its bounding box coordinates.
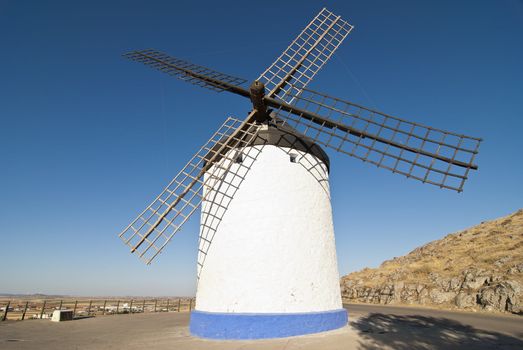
[189,309,348,339]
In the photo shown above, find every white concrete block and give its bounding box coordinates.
[51,310,74,322]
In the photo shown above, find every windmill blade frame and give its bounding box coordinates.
[258,7,353,104]
[118,117,263,264]
[266,86,482,192]
[123,49,249,94]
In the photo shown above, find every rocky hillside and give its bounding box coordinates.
[340,209,523,314]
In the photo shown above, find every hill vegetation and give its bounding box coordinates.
[340,209,523,314]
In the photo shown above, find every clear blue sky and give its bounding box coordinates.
[1,0,522,297]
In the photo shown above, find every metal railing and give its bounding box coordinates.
[0,297,195,321]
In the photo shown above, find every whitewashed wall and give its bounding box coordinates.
[195,144,342,313]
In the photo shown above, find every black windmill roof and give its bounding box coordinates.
[204,121,330,172]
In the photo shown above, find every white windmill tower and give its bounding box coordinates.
[118,8,482,339]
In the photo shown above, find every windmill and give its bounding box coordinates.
[118,8,481,339]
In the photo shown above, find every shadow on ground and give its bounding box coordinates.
[352,313,523,350]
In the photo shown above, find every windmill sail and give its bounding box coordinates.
[118,7,483,273]
[123,49,248,93]
[123,8,353,106]
[119,117,262,264]
[267,86,481,192]
[258,8,353,103]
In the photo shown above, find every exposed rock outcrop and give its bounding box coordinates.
[340,209,523,314]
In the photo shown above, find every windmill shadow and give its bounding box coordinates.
[353,313,523,350]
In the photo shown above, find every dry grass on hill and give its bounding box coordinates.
[346,209,523,287]
[341,209,523,314]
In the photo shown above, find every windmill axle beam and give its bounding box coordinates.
[249,81,270,123]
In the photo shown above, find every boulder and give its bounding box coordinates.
[449,277,462,291]
[478,281,520,312]
[429,289,457,304]
[455,292,476,308]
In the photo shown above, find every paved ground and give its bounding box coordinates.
[0,304,522,349]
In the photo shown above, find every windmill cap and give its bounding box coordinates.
[205,121,330,172]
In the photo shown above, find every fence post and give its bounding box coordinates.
[116,300,120,314]
[39,300,46,319]
[129,300,133,314]
[87,300,92,316]
[58,300,63,310]
[154,299,157,313]
[21,301,28,321]
[189,298,193,311]
[166,299,170,312]
[142,300,146,313]
[177,298,181,312]
[1,301,10,321]
[102,300,107,315]
[73,300,78,317]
